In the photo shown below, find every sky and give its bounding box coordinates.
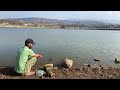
[0,11,120,20]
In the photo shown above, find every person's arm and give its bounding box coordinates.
[33,54,42,58]
[28,49,42,58]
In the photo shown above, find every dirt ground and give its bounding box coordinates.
[0,63,120,79]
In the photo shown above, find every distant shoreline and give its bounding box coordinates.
[0,26,60,29]
[0,26,120,30]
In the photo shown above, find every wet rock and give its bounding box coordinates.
[61,58,73,68]
[84,64,90,67]
[115,58,120,63]
[94,58,100,62]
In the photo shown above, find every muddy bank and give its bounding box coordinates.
[0,63,120,79]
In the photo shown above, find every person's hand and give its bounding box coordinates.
[34,54,40,58]
[35,54,42,58]
[38,54,42,58]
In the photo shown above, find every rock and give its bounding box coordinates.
[94,58,100,62]
[48,70,55,77]
[53,66,58,70]
[65,68,69,71]
[115,58,120,63]
[36,69,46,77]
[90,64,101,69]
[84,64,90,67]
[82,67,85,71]
[74,68,80,71]
[100,65,104,69]
[61,58,73,68]
[101,65,108,69]
[108,75,113,79]
[100,65,103,67]
[90,64,95,68]
[44,64,55,77]
[45,66,52,71]
[45,64,53,68]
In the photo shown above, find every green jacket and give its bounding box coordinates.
[15,46,35,73]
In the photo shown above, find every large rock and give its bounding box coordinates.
[44,64,55,77]
[61,58,73,68]
[45,64,53,68]
[115,58,120,63]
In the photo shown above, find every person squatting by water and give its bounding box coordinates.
[15,38,42,76]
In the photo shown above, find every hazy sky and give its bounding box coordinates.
[0,11,120,20]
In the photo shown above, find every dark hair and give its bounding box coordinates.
[25,43,30,46]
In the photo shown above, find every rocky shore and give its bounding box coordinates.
[0,63,120,79]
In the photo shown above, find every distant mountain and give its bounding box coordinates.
[1,17,120,26]
[68,19,120,25]
[2,17,60,23]
[64,19,113,26]
[67,19,113,24]
[103,20,120,24]
[1,17,120,29]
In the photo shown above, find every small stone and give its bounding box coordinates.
[89,64,101,71]
[109,75,113,78]
[100,65,103,67]
[90,64,97,68]
[103,66,108,69]
[82,67,85,71]
[74,68,80,71]
[53,66,58,70]
[84,64,90,67]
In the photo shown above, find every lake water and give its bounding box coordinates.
[0,28,120,68]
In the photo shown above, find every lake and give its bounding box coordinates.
[0,28,120,68]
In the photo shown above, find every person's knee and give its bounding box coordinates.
[32,57,37,60]
[28,57,37,65]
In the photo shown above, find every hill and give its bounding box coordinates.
[1,17,120,29]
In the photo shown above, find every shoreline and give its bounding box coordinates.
[0,26,120,30]
[0,63,120,79]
